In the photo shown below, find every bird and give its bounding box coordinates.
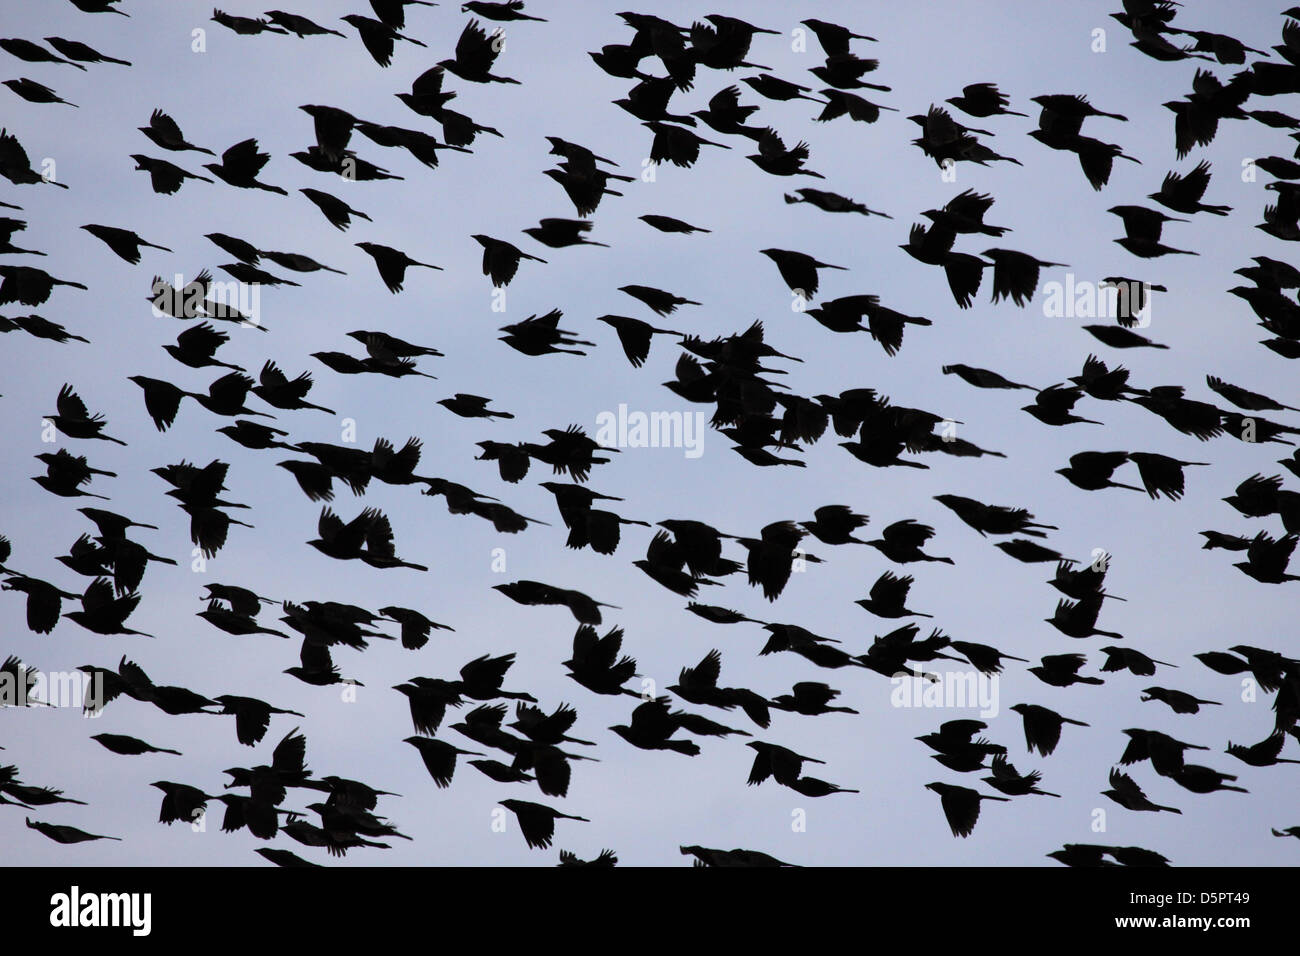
[933,494,1057,538]
[983,754,1060,798]
[1009,703,1089,756]
[1234,532,1300,584]
[856,571,931,618]
[203,139,286,194]
[0,37,87,70]
[0,265,88,305]
[1029,653,1104,688]
[139,109,213,154]
[300,188,371,231]
[1110,205,1197,258]
[1141,686,1221,715]
[946,82,1027,117]
[439,19,519,84]
[618,284,700,316]
[982,248,1067,306]
[404,737,483,788]
[522,217,608,249]
[758,248,847,299]
[1150,161,1230,215]
[866,520,953,565]
[211,9,289,35]
[472,234,546,287]
[264,11,346,37]
[80,224,171,264]
[680,845,796,867]
[1103,768,1181,813]
[91,733,181,757]
[1099,646,1174,677]
[45,384,126,445]
[4,78,77,107]
[462,2,547,23]
[925,782,1009,837]
[131,154,212,194]
[610,697,702,756]
[1023,386,1102,427]
[355,242,441,293]
[942,364,1034,391]
[26,818,120,843]
[341,13,427,67]
[497,799,589,850]
[1126,452,1208,501]
[1226,733,1300,768]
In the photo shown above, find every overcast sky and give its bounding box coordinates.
[2,0,1297,866]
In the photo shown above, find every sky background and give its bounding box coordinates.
[2,0,1298,866]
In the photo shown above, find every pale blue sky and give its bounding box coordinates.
[2,0,1297,865]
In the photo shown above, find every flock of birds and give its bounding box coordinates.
[3,0,1300,867]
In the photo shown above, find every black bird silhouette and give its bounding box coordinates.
[1109,205,1196,258]
[356,242,441,293]
[1,128,68,187]
[264,11,345,37]
[440,19,519,84]
[341,13,426,67]
[44,36,129,66]
[856,571,931,618]
[91,733,181,756]
[4,78,77,107]
[300,188,371,231]
[866,520,953,565]
[0,37,86,70]
[139,109,213,154]
[46,384,126,445]
[522,217,608,248]
[131,154,211,194]
[1009,703,1089,756]
[759,247,846,299]
[1,266,87,305]
[1030,653,1104,687]
[925,782,1009,837]
[498,799,589,850]
[473,234,546,287]
[1103,768,1181,813]
[26,818,120,843]
[80,223,171,264]
[211,9,288,35]
[946,82,1026,117]
[1141,686,1221,715]
[203,139,286,194]
[1226,733,1300,768]
[1099,646,1173,677]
